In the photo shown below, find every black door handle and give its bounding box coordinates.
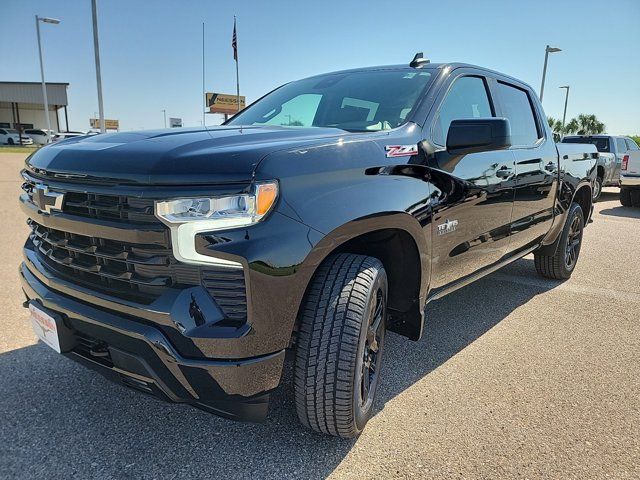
[495,165,513,178]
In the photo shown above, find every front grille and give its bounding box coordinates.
[22,178,158,225]
[29,221,199,303]
[63,192,157,224]
[23,176,249,322]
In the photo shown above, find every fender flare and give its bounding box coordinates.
[295,211,431,340]
[538,178,592,256]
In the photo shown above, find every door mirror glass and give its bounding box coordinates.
[446,117,512,155]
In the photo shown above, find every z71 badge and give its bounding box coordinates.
[385,145,418,158]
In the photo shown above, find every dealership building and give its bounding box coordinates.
[0,81,70,132]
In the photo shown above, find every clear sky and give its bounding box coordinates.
[2,0,639,134]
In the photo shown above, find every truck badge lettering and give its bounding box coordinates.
[385,145,418,158]
[437,219,458,236]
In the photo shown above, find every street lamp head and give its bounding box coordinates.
[39,17,61,24]
[546,46,562,53]
[559,85,570,89]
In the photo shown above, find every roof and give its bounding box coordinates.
[303,62,535,91]
[0,82,68,106]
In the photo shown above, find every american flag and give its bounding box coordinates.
[232,18,238,61]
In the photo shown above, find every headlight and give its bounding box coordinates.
[155,181,278,227]
[155,181,278,266]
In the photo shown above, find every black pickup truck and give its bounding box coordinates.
[19,56,597,438]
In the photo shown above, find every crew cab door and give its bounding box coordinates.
[614,137,629,180]
[493,80,557,252]
[425,73,515,291]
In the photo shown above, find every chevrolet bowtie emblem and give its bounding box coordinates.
[33,184,64,215]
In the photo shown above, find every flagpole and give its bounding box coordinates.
[202,22,206,126]
[234,16,240,113]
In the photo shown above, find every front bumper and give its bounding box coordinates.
[20,261,285,422]
[620,174,640,187]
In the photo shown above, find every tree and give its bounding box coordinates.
[547,116,564,141]
[564,114,606,136]
[629,135,640,146]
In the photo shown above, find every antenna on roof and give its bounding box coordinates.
[410,52,430,68]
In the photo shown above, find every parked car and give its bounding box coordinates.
[18,57,597,438]
[51,132,87,142]
[619,137,640,207]
[24,129,55,145]
[562,135,637,200]
[0,128,34,145]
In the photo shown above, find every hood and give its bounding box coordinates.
[25,126,349,185]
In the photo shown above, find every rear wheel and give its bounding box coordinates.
[620,187,632,207]
[631,189,640,208]
[7,138,14,145]
[534,202,584,280]
[294,253,387,438]
[592,176,603,201]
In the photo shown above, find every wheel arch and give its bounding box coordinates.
[572,182,593,223]
[296,213,430,341]
[538,180,592,256]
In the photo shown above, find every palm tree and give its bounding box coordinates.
[547,116,564,141]
[564,114,606,135]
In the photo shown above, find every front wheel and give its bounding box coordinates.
[294,253,387,438]
[534,202,584,280]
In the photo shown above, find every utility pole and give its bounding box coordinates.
[35,15,60,143]
[162,109,167,128]
[560,85,570,128]
[539,45,562,102]
[91,0,105,133]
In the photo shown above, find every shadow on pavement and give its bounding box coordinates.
[0,258,558,479]
[599,204,640,219]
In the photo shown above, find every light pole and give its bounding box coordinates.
[162,109,167,128]
[539,45,562,102]
[91,0,105,133]
[559,85,570,129]
[35,15,60,143]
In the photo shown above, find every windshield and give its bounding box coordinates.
[6,129,18,134]
[562,136,610,153]
[227,69,433,132]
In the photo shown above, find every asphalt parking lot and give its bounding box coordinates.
[0,151,638,479]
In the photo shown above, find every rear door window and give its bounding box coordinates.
[562,137,610,152]
[625,138,639,151]
[616,138,628,153]
[432,76,493,146]
[496,82,541,146]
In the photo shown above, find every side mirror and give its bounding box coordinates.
[446,118,511,155]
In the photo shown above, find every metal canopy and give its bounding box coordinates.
[0,82,68,107]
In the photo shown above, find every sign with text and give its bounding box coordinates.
[90,118,119,130]
[205,93,246,115]
[169,117,182,128]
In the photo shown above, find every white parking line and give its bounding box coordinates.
[491,273,640,304]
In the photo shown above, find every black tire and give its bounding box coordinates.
[7,138,14,145]
[534,202,584,280]
[294,253,387,438]
[620,187,632,207]
[631,189,640,208]
[592,176,603,202]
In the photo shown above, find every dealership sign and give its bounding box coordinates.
[90,118,119,130]
[169,117,182,128]
[205,93,246,115]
